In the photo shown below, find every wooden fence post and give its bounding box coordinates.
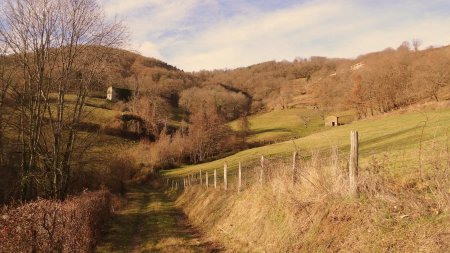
[260,155,264,185]
[214,169,217,189]
[238,162,242,192]
[224,162,228,190]
[206,171,209,188]
[292,151,298,184]
[349,130,359,197]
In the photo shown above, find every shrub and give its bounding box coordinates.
[0,190,112,252]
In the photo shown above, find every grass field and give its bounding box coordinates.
[229,108,355,143]
[164,107,450,178]
[229,108,323,142]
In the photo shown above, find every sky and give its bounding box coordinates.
[100,0,450,71]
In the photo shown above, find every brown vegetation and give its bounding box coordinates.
[316,43,450,118]
[129,107,236,170]
[0,0,125,201]
[0,190,113,252]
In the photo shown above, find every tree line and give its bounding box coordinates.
[0,0,125,202]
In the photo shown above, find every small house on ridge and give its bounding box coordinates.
[325,115,340,127]
[106,86,134,102]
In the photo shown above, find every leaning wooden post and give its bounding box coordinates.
[292,151,298,184]
[175,181,178,190]
[200,169,202,185]
[349,130,359,197]
[214,169,217,189]
[238,162,242,192]
[224,162,228,190]
[206,171,209,188]
[260,155,264,185]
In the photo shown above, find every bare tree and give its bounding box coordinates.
[412,38,422,52]
[187,106,231,163]
[238,112,251,146]
[397,41,411,51]
[414,54,450,101]
[299,114,312,128]
[131,93,170,137]
[0,43,16,182]
[0,0,125,200]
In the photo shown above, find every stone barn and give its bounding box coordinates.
[325,115,340,126]
[106,86,134,102]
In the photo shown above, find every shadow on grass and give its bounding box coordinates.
[251,127,293,135]
[96,184,222,253]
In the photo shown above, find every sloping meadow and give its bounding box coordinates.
[175,147,450,252]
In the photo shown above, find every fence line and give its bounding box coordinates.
[214,169,217,189]
[168,131,360,198]
[238,162,242,192]
[349,130,359,197]
[224,162,228,190]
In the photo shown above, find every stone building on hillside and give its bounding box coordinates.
[325,115,340,127]
[106,86,134,102]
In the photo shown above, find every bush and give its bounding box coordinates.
[0,190,112,252]
[103,155,138,194]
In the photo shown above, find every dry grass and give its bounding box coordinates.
[175,146,450,252]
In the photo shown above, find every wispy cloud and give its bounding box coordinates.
[100,0,450,71]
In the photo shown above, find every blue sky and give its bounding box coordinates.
[100,0,450,71]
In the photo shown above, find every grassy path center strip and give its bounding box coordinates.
[96,184,222,253]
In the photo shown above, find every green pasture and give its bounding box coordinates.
[164,108,450,178]
[229,108,355,143]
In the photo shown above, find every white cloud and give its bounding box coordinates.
[101,0,166,16]
[167,1,450,70]
[100,0,450,71]
[101,0,201,39]
[133,41,162,59]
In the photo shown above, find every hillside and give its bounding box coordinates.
[81,44,450,141]
[160,102,450,252]
[164,103,450,178]
[192,45,450,114]
[1,20,449,251]
[90,44,450,130]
